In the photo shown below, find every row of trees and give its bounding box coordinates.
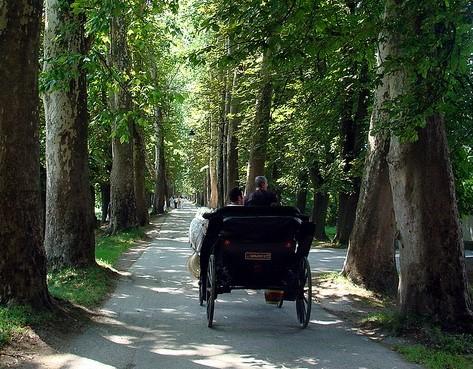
[0,1,184,307]
[0,0,472,329]
[182,0,473,328]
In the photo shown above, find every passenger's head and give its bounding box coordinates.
[255,176,268,190]
[229,187,243,205]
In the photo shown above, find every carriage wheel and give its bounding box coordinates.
[206,255,216,327]
[199,277,204,306]
[296,257,312,328]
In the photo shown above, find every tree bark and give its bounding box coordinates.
[209,114,219,208]
[342,33,398,295]
[310,166,329,241]
[217,74,227,207]
[152,108,166,214]
[133,124,148,226]
[296,189,308,214]
[209,158,219,209]
[100,182,111,223]
[0,0,51,307]
[43,0,95,268]
[312,192,329,241]
[389,115,473,328]
[109,14,137,233]
[336,61,370,246]
[296,171,309,213]
[342,130,397,294]
[245,48,273,195]
[227,67,242,192]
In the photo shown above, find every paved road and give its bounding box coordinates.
[18,203,424,369]
[308,240,473,273]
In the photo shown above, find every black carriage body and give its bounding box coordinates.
[208,207,314,297]
[202,206,315,328]
[217,215,300,293]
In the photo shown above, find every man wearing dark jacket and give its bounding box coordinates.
[245,176,279,206]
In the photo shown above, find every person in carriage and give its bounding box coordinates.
[244,175,279,207]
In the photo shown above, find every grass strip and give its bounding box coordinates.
[48,227,145,306]
[0,306,49,346]
[362,311,473,369]
[95,228,145,268]
[0,227,146,348]
[396,344,473,369]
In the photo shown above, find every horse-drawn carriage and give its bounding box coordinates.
[195,206,315,328]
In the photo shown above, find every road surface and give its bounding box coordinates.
[17,202,425,369]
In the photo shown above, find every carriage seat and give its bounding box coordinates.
[202,206,314,256]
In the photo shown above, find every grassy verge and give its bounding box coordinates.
[315,272,473,369]
[0,227,146,348]
[312,226,347,248]
[48,228,145,306]
[362,309,473,369]
[0,306,50,347]
[325,226,337,241]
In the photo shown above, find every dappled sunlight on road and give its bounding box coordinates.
[16,202,422,369]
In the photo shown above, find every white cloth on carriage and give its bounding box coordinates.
[188,207,211,253]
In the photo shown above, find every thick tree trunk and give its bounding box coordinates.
[227,68,242,192]
[336,62,369,246]
[0,0,51,307]
[342,33,398,295]
[152,108,166,214]
[204,168,210,207]
[209,157,219,208]
[245,48,273,195]
[336,184,360,245]
[296,188,308,214]
[134,125,148,226]
[100,183,111,223]
[217,75,227,207]
[342,131,397,294]
[312,192,329,241]
[109,14,137,233]
[43,0,95,268]
[389,115,473,328]
[310,166,329,241]
[296,171,309,213]
[209,115,219,208]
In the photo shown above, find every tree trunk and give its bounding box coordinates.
[336,61,370,246]
[342,131,397,294]
[209,115,219,208]
[296,188,308,214]
[336,184,360,245]
[309,166,329,241]
[296,171,309,213]
[217,74,227,207]
[100,182,111,223]
[43,0,95,268]
[134,124,148,226]
[312,192,329,241]
[0,0,51,307]
[227,67,242,192]
[152,108,166,214]
[342,23,398,295]
[109,14,137,233]
[389,114,473,328]
[245,48,273,195]
[209,157,219,208]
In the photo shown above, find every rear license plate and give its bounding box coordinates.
[245,252,271,261]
